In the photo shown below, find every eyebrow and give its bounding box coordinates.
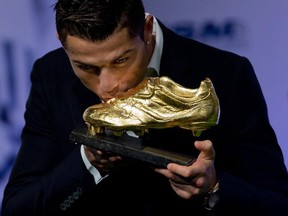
[71,48,134,66]
[111,48,133,62]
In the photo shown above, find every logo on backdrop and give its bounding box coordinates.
[169,18,248,49]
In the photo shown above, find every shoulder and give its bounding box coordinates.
[36,47,69,66]
[30,47,76,86]
[158,18,244,61]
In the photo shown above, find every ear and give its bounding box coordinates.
[56,32,65,47]
[144,15,154,43]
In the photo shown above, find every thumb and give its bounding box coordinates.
[194,140,215,161]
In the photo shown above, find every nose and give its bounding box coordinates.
[98,70,119,96]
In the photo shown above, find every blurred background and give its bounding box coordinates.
[0,0,287,212]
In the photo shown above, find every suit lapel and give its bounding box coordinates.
[64,77,100,127]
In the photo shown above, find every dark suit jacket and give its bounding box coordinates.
[2,21,288,216]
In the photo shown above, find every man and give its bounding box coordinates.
[2,0,288,215]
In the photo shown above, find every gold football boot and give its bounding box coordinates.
[83,76,220,137]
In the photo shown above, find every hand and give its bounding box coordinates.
[84,145,122,174]
[154,140,217,199]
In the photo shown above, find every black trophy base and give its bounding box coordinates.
[70,124,196,167]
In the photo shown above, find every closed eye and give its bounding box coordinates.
[77,64,100,74]
[114,57,129,64]
[78,64,92,70]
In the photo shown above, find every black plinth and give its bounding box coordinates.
[70,124,196,167]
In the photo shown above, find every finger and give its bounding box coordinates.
[169,179,201,199]
[154,167,172,176]
[166,163,196,179]
[108,155,122,162]
[84,145,104,156]
[155,166,192,185]
[95,149,105,155]
[194,140,215,160]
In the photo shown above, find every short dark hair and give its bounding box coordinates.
[53,0,145,45]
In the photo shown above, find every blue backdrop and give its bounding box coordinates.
[1,0,287,212]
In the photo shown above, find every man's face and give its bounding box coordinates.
[64,28,150,102]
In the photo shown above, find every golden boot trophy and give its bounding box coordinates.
[70,76,220,167]
[83,76,220,137]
